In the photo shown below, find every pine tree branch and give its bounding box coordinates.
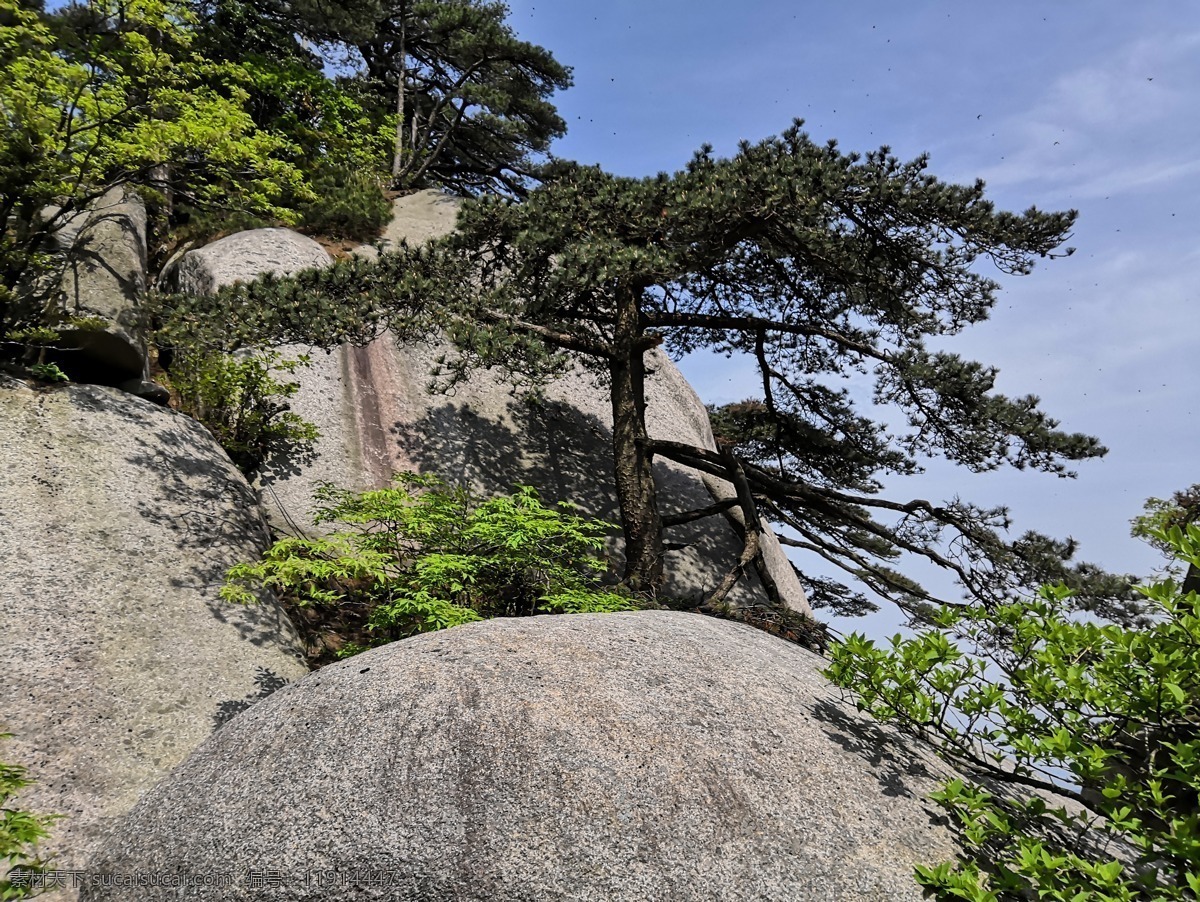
[641,311,891,363]
[661,497,738,527]
[477,308,613,358]
[701,446,763,611]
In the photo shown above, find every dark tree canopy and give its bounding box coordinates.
[162,122,1140,622]
[186,0,572,194]
[357,0,572,195]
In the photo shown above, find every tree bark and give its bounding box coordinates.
[1184,563,1200,596]
[390,10,408,181]
[609,288,664,596]
[702,445,762,610]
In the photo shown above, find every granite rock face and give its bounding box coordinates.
[0,377,309,896]
[84,611,962,901]
[158,227,332,296]
[246,190,810,613]
[47,187,149,382]
[157,228,370,534]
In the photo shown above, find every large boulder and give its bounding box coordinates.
[256,190,810,613]
[45,187,149,383]
[0,377,309,896]
[158,228,370,532]
[159,227,332,297]
[84,611,963,901]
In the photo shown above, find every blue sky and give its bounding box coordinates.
[503,1,1199,634]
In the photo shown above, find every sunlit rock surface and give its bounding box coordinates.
[0,377,309,898]
[84,611,959,901]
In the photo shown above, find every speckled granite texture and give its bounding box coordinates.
[84,611,962,901]
[0,377,309,898]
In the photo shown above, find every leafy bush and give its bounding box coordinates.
[168,349,318,474]
[24,363,67,383]
[297,165,391,242]
[1,735,59,900]
[824,525,1200,901]
[223,474,638,657]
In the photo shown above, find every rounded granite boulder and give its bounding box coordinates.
[83,611,964,901]
[158,227,331,295]
[0,376,309,890]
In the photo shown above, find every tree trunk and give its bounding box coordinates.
[610,289,664,596]
[148,162,172,262]
[702,445,763,610]
[1184,563,1200,596]
[410,97,419,155]
[390,13,408,181]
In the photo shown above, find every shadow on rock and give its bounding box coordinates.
[95,389,304,654]
[213,666,293,729]
[387,396,757,605]
[811,697,942,801]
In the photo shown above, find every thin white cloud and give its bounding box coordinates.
[970,29,1200,201]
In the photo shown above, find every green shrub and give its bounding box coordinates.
[1,735,60,900]
[297,165,391,242]
[24,363,67,383]
[824,525,1200,901]
[223,474,639,656]
[169,349,318,474]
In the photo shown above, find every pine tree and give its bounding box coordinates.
[166,122,1140,620]
[354,0,572,195]
[159,0,572,196]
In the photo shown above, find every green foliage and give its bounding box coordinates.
[0,0,308,233]
[173,120,1132,617]
[1133,486,1200,570]
[169,349,318,473]
[1,735,60,900]
[4,316,105,349]
[297,165,391,241]
[824,526,1200,900]
[2,327,59,347]
[25,363,67,383]
[223,474,638,651]
[148,238,462,354]
[0,0,313,367]
[223,54,395,173]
